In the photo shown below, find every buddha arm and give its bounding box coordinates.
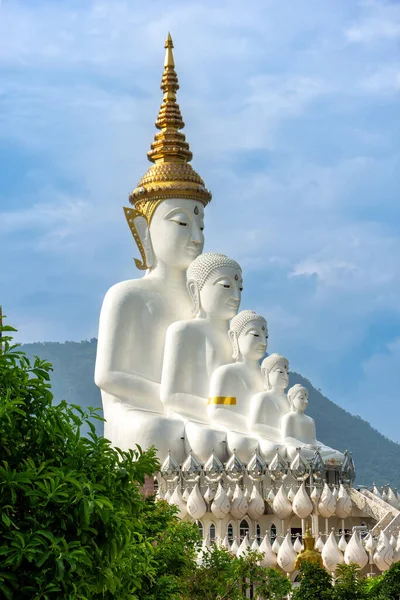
[95,285,162,412]
[208,368,246,432]
[161,323,208,421]
[248,394,281,441]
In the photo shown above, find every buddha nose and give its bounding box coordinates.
[190,220,203,244]
[232,285,241,301]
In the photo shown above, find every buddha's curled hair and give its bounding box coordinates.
[187,252,241,290]
[230,310,267,337]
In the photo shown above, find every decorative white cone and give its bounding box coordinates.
[169,484,187,519]
[392,533,400,563]
[336,484,352,518]
[187,483,207,520]
[237,534,251,557]
[259,534,277,567]
[273,484,292,520]
[230,538,239,555]
[251,537,260,551]
[322,530,344,573]
[318,483,336,518]
[267,488,275,503]
[247,485,265,520]
[293,536,303,553]
[272,537,281,554]
[387,488,399,510]
[230,483,248,519]
[372,485,382,499]
[164,488,173,503]
[315,534,325,553]
[287,486,296,503]
[338,533,348,552]
[373,531,394,572]
[220,534,229,549]
[277,532,297,573]
[364,533,376,553]
[345,531,368,569]
[311,486,320,503]
[182,487,190,502]
[211,482,231,519]
[203,485,214,504]
[292,482,313,519]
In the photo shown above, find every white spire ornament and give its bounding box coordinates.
[293,535,303,553]
[247,485,265,520]
[187,483,207,520]
[344,531,368,569]
[272,536,281,554]
[211,482,231,519]
[292,482,313,519]
[272,485,292,520]
[237,534,251,558]
[338,533,348,552]
[322,530,344,573]
[277,532,297,573]
[315,534,325,553]
[318,483,336,518]
[169,484,187,519]
[259,534,278,567]
[373,531,394,572]
[230,484,248,519]
[335,484,352,518]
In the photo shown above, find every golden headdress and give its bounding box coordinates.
[124,34,211,268]
[294,527,323,570]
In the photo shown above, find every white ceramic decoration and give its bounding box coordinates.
[287,487,296,503]
[259,534,278,567]
[237,534,251,557]
[249,354,290,461]
[293,536,303,553]
[344,531,368,569]
[220,535,230,549]
[251,538,260,551]
[373,531,394,571]
[364,533,376,554]
[247,484,265,520]
[230,484,248,519]
[203,486,214,504]
[393,534,400,563]
[272,485,292,520]
[161,252,243,462]
[208,310,267,463]
[315,534,325,552]
[387,488,400,510]
[336,484,352,518]
[272,536,281,554]
[211,482,231,519]
[292,482,314,519]
[277,532,297,573]
[169,485,187,519]
[267,489,276,503]
[322,530,344,572]
[281,384,344,463]
[187,483,207,520]
[164,488,173,503]
[318,483,336,518]
[338,533,348,552]
[373,485,382,499]
[95,37,211,462]
[230,538,240,554]
[311,486,320,504]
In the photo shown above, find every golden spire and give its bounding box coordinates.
[294,526,323,570]
[128,34,211,224]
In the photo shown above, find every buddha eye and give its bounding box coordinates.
[179,222,188,226]
[252,333,260,338]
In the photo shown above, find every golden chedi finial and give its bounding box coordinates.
[294,526,323,570]
[128,33,212,225]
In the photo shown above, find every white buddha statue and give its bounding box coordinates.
[282,384,345,463]
[160,252,243,462]
[208,310,268,463]
[248,353,290,461]
[95,35,212,462]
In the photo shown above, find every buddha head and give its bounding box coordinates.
[187,252,243,320]
[123,35,211,273]
[288,384,309,413]
[229,310,268,361]
[261,353,289,391]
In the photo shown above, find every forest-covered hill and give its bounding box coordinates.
[21,339,400,487]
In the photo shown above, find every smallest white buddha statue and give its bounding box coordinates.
[281,384,344,463]
[208,310,268,463]
[248,353,290,461]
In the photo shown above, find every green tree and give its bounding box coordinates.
[366,561,400,599]
[183,545,291,600]
[292,560,333,600]
[0,320,199,599]
[332,564,368,600]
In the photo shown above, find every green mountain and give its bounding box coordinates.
[21,339,400,487]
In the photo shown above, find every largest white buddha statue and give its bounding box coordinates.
[95,35,212,462]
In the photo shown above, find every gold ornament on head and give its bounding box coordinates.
[294,526,323,570]
[124,34,212,268]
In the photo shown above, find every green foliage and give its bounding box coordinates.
[332,564,367,600]
[0,321,199,599]
[183,545,291,600]
[21,340,400,486]
[366,561,400,599]
[292,560,333,600]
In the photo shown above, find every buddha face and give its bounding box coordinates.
[238,320,268,360]
[149,198,205,269]
[293,388,308,412]
[267,360,289,391]
[198,266,243,320]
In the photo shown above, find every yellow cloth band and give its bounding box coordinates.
[208,396,237,406]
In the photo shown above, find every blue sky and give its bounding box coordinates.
[1,0,400,441]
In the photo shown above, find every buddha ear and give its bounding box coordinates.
[261,367,270,390]
[187,279,201,315]
[229,330,240,361]
[123,207,155,270]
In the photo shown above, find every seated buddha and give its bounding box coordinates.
[208,310,268,463]
[248,353,290,461]
[282,384,344,463]
[160,252,243,462]
[95,35,211,462]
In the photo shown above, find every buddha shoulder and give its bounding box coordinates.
[102,278,161,309]
[212,362,243,384]
[166,318,208,340]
